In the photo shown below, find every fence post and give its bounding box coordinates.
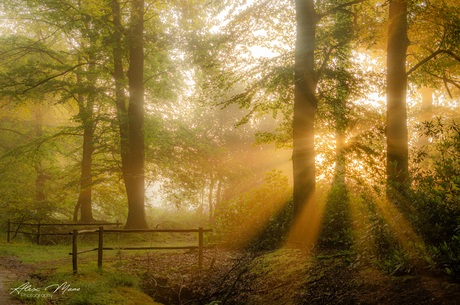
[7,219,10,243]
[37,221,41,245]
[199,227,203,268]
[72,230,78,274]
[98,226,103,270]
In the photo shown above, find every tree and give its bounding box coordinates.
[386,0,409,189]
[292,0,317,232]
[212,0,372,243]
[386,0,460,192]
[290,0,369,242]
[123,0,148,229]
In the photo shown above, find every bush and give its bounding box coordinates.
[213,170,292,251]
[318,183,353,249]
[409,118,460,277]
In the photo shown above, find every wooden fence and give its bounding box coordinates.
[6,219,121,245]
[69,227,212,273]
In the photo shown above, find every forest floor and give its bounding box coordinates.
[134,247,460,305]
[0,257,26,305]
[1,244,460,304]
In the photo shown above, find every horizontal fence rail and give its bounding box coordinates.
[69,227,212,273]
[6,219,121,244]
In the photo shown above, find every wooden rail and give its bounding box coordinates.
[69,227,212,274]
[6,219,121,244]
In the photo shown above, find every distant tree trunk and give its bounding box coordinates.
[334,130,346,185]
[211,179,221,225]
[333,77,349,186]
[75,39,96,223]
[292,0,318,238]
[208,173,215,224]
[33,104,46,202]
[199,189,204,214]
[111,0,131,210]
[417,87,433,146]
[125,0,148,229]
[386,0,409,188]
[76,99,95,223]
[73,202,80,222]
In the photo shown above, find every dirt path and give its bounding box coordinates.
[0,265,23,304]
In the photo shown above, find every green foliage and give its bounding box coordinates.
[146,207,207,229]
[106,272,139,288]
[64,282,101,305]
[318,183,353,249]
[214,170,292,250]
[250,198,293,251]
[347,188,415,275]
[408,118,460,277]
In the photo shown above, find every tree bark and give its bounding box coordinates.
[124,0,148,229]
[334,130,346,185]
[77,101,94,222]
[34,103,46,202]
[75,78,95,222]
[386,0,409,188]
[292,0,318,233]
[75,36,96,223]
[111,0,130,203]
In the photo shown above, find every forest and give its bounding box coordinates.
[0,0,460,304]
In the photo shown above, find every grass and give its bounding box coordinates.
[0,232,198,264]
[244,249,311,304]
[10,269,159,305]
[0,235,191,304]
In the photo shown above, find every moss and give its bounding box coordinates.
[245,248,311,304]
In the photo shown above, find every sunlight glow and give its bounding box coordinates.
[286,196,325,251]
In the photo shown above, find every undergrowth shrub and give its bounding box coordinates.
[249,198,293,251]
[350,187,414,275]
[213,170,292,251]
[318,182,353,249]
[408,118,460,277]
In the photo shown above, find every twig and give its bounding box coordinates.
[256,282,291,294]
[21,63,88,94]
[407,49,460,76]
[12,213,28,239]
[221,267,248,305]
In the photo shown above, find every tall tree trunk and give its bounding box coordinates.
[76,35,96,223]
[291,0,318,240]
[34,103,46,202]
[125,0,148,229]
[73,60,85,222]
[111,0,130,209]
[334,130,346,185]
[208,173,215,224]
[386,0,409,188]
[77,100,95,222]
[333,80,349,186]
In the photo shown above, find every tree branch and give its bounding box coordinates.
[427,72,460,91]
[443,77,453,99]
[143,70,168,85]
[316,45,335,82]
[0,128,30,138]
[317,0,366,20]
[21,63,88,94]
[407,50,460,76]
